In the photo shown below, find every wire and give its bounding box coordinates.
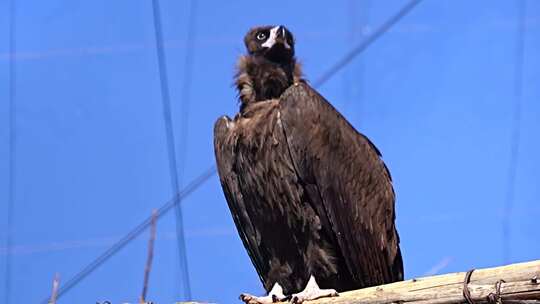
[140,210,157,303]
[173,0,197,299]
[502,0,527,264]
[4,0,16,303]
[39,1,423,300]
[40,166,216,304]
[342,0,371,124]
[313,0,423,87]
[151,0,192,299]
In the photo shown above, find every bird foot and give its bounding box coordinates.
[240,283,288,304]
[290,276,338,304]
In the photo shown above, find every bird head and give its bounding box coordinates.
[244,25,295,64]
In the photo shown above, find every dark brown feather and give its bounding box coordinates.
[235,55,303,112]
[214,83,402,294]
[278,83,403,286]
[215,99,341,294]
[214,25,402,296]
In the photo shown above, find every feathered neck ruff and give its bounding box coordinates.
[234,55,304,112]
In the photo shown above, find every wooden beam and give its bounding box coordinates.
[173,260,540,304]
[305,260,540,304]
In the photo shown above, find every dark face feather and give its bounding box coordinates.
[244,25,295,64]
[236,25,302,108]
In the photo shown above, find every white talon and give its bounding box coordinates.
[290,276,339,303]
[240,282,287,304]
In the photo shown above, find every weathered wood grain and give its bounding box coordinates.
[301,260,540,304]
[173,260,540,304]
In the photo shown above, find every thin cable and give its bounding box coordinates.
[343,0,371,124]
[40,166,216,304]
[140,210,157,303]
[502,0,527,264]
[151,0,192,299]
[313,0,422,87]
[39,2,420,300]
[342,0,358,113]
[173,0,197,299]
[4,0,16,303]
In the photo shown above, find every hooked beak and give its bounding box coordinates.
[262,25,291,50]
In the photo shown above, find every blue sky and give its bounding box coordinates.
[0,0,539,303]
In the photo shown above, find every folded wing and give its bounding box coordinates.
[278,83,403,287]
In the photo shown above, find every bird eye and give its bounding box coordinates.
[256,32,266,41]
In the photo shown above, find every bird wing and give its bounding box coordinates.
[278,83,403,287]
[213,116,268,287]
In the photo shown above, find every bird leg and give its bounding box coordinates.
[290,276,338,304]
[240,282,287,304]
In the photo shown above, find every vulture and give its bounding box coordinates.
[214,25,403,304]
